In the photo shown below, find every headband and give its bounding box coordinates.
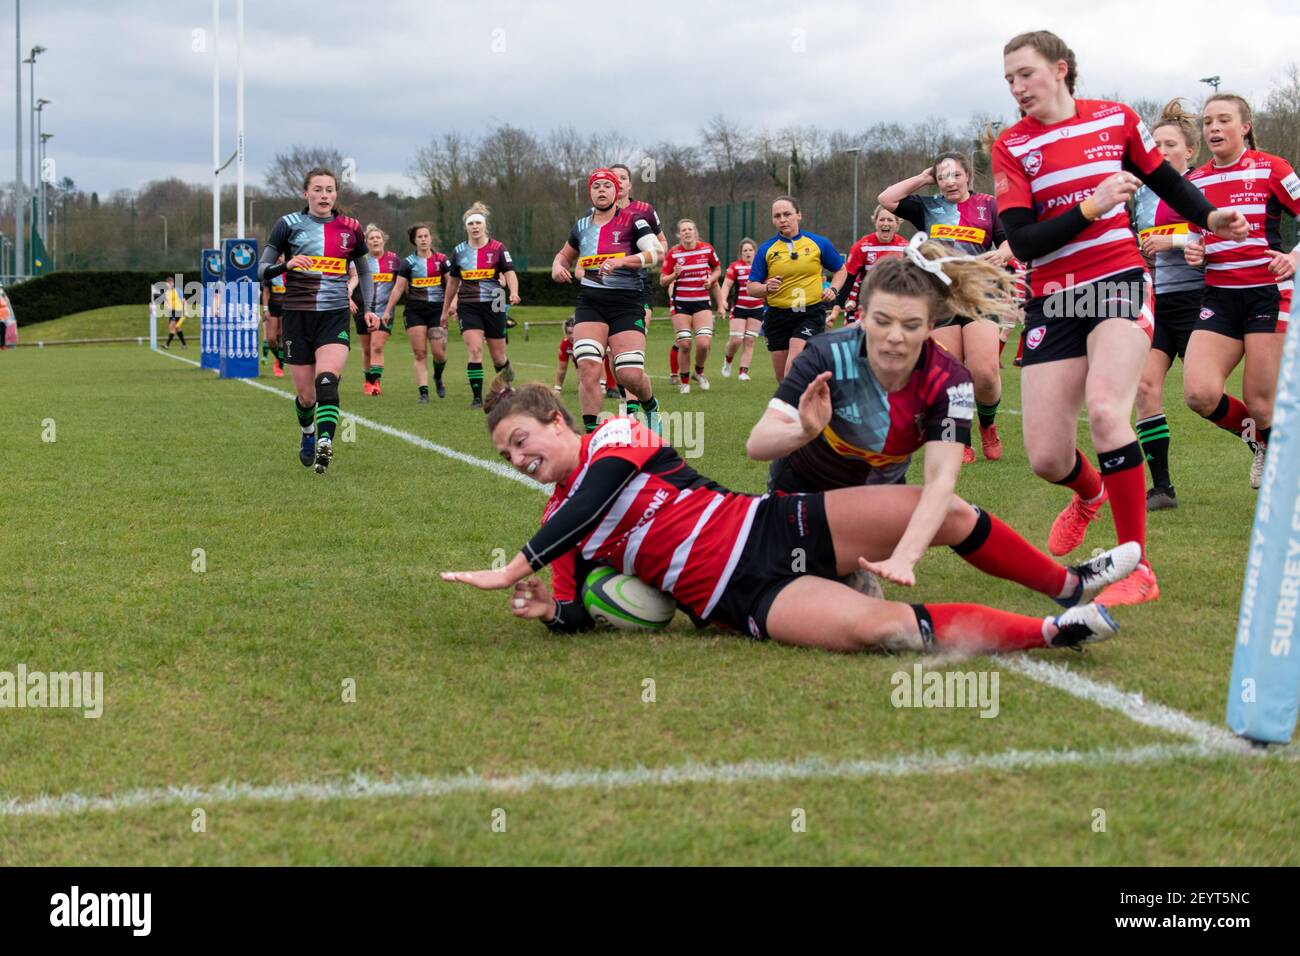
[464,213,487,227]
[904,232,968,286]
[588,168,619,193]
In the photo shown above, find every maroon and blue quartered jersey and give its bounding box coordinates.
[568,207,656,293]
[265,209,367,311]
[771,331,975,489]
[367,250,402,315]
[449,239,514,303]
[895,192,1005,256]
[397,252,451,304]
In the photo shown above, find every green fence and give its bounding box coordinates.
[706,201,758,260]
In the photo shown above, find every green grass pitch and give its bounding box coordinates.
[1,304,1298,864]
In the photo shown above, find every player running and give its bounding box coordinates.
[992,30,1248,605]
[349,224,400,396]
[746,196,847,382]
[441,384,1123,655]
[719,238,765,381]
[551,168,664,433]
[840,206,909,323]
[441,202,520,410]
[661,219,721,393]
[260,262,286,376]
[881,153,1011,463]
[1183,93,1300,489]
[258,167,377,474]
[386,223,452,402]
[1133,100,1206,510]
[745,233,1138,604]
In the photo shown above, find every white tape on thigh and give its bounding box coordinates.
[613,350,645,370]
[695,326,714,338]
[675,329,693,343]
[744,330,759,339]
[573,338,604,364]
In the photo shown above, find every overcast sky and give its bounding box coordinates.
[3,0,1298,197]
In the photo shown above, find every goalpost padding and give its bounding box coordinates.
[1227,302,1300,744]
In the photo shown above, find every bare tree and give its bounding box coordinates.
[700,115,750,203]
[265,145,346,197]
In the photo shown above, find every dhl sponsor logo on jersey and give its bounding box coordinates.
[292,256,347,275]
[270,284,286,294]
[372,272,394,283]
[411,276,443,288]
[578,253,621,269]
[460,268,496,281]
[821,426,908,467]
[929,224,987,244]
[1138,223,1191,239]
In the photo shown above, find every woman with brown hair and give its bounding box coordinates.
[258,167,378,473]
[1183,92,1300,489]
[991,30,1248,605]
[439,373,1129,653]
[386,223,452,402]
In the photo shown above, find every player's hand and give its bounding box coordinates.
[509,292,521,306]
[1089,172,1142,216]
[348,298,358,317]
[552,262,573,284]
[510,576,555,620]
[919,168,936,185]
[1208,208,1250,241]
[1267,249,1299,281]
[798,370,833,439]
[820,285,838,303]
[1141,234,1174,258]
[978,247,1010,267]
[1183,238,1205,267]
[441,568,513,591]
[364,312,380,331]
[766,276,783,294]
[858,554,915,588]
[286,254,313,271]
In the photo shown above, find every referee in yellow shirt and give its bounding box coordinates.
[746,196,847,381]
[161,276,187,349]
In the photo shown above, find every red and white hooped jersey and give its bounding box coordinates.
[992,99,1163,299]
[726,259,765,310]
[663,243,720,303]
[1187,149,1300,295]
[545,417,760,621]
[844,232,910,307]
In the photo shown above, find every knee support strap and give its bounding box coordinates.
[573,338,604,364]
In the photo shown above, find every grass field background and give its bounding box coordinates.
[2,304,1298,865]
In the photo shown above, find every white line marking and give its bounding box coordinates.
[154,349,544,489]
[1005,656,1253,752]
[0,742,1250,819]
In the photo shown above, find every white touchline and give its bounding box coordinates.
[1005,656,1254,753]
[155,350,546,490]
[0,742,1255,819]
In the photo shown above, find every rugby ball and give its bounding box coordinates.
[582,567,676,630]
